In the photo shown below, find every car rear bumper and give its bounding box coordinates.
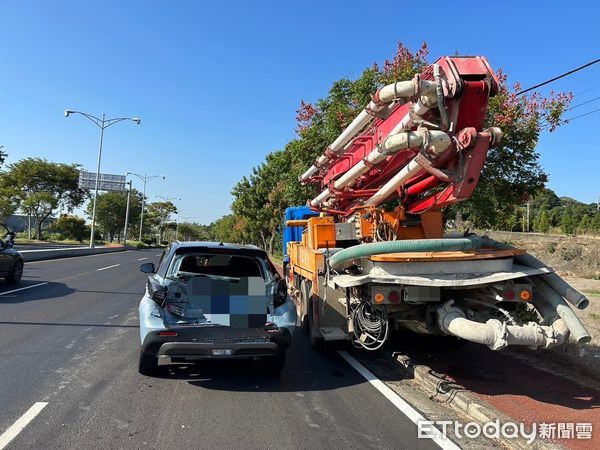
[141,326,291,363]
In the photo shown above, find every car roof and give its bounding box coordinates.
[170,241,264,253]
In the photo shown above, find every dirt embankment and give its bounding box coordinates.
[480,230,600,380]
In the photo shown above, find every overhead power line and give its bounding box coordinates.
[515,58,600,96]
[564,106,600,122]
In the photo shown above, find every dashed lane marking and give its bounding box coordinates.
[338,351,460,450]
[0,402,48,449]
[25,250,132,264]
[0,282,49,296]
[96,264,120,271]
[136,257,148,261]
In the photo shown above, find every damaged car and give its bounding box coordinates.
[138,241,296,376]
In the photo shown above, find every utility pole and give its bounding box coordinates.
[123,180,132,247]
[65,110,140,247]
[526,200,530,232]
[126,173,165,243]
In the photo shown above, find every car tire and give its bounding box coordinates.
[6,259,23,285]
[261,351,286,374]
[138,350,159,376]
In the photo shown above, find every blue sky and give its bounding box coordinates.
[0,0,598,224]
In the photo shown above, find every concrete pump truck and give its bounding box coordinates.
[283,56,592,352]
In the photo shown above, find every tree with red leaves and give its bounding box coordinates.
[229,42,572,250]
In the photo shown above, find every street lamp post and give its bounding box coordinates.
[123,180,132,246]
[127,173,165,242]
[65,110,140,248]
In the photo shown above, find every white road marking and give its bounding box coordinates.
[0,402,48,449]
[338,351,460,450]
[108,314,119,319]
[0,282,48,297]
[97,264,120,271]
[155,253,162,256]
[25,250,132,264]
[136,257,148,261]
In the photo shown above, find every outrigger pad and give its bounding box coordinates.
[186,276,267,328]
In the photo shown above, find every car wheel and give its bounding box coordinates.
[6,259,23,285]
[138,350,159,376]
[261,351,286,374]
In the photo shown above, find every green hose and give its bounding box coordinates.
[329,237,485,270]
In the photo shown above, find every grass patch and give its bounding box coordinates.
[590,313,600,321]
[582,289,600,296]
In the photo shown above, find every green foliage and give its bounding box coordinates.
[145,201,177,242]
[452,73,571,229]
[4,158,85,239]
[86,190,142,242]
[49,214,88,242]
[222,42,573,244]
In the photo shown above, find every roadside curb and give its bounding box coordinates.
[20,246,127,262]
[393,354,560,450]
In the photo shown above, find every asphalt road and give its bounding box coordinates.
[0,250,441,449]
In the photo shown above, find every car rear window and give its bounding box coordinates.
[170,253,263,279]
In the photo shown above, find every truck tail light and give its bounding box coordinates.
[374,293,385,304]
[504,289,515,300]
[388,290,400,303]
[519,289,531,301]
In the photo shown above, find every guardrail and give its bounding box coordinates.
[19,246,127,262]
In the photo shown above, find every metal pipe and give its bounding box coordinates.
[300,70,442,183]
[531,278,592,344]
[477,237,590,310]
[437,300,569,350]
[89,115,105,248]
[123,180,132,246]
[310,130,451,207]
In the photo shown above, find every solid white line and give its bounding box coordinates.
[0,402,48,449]
[0,282,48,297]
[136,257,148,261]
[338,351,460,450]
[97,264,120,271]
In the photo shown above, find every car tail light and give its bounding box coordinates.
[159,331,177,337]
[388,290,400,303]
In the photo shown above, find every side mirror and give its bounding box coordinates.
[140,262,155,273]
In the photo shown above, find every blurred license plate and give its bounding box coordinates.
[212,349,233,356]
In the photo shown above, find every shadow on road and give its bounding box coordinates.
[0,281,76,303]
[151,328,366,393]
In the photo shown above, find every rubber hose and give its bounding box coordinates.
[329,237,484,270]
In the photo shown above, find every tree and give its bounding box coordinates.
[145,201,177,242]
[592,212,600,232]
[534,208,550,233]
[560,209,577,235]
[452,71,571,228]
[5,158,86,239]
[212,214,244,244]
[49,214,88,242]
[578,214,591,234]
[86,190,142,242]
